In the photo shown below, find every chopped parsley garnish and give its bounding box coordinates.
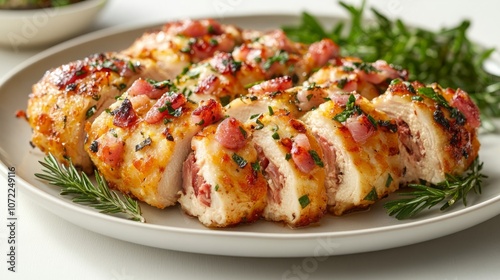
[417,87,465,125]
[298,195,310,209]
[251,161,261,173]
[332,94,359,122]
[254,119,265,130]
[219,96,231,106]
[271,125,280,140]
[268,106,274,116]
[385,173,393,188]
[263,50,289,70]
[238,126,247,139]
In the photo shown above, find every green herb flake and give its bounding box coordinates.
[35,153,144,222]
[250,113,261,119]
[135,137,152,152]
[255,119,265,130]
[263,50,289,70]
[272,132,280,140]
[268,106,274,116]
[251,161,261,173]
[85,105,97,119]
[232,153,248,168]
[308,150,324,167]
[337,78,348,89]
[239,126,247,139]
[385,173,393,188]
[298,194,310,209]
[285,153,292,161]
[366,114,378,128]
[363,187,378,201]
[219,96,231,107]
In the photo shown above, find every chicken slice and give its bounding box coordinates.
[174,30,339,105]
[178,117,267,227]
[248,110,327,227]
[297,59,408,111]
[302,94,402,215]
[371,79,481,183]
[85,78,224,208]
[27,53,166,173]
[122,18,244,76]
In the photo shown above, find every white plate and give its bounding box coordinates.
[1,15,500,258]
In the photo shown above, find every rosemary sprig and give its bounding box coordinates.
[384,157,487,219]
[35,153,145,222]
[282,1,500,130]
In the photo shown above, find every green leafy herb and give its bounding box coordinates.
[385,173,393,188]
[35,154,144,222]
[268,106,274,116]
[363,187,378,201]
[251,161,261,173]
[255,119,265,130]
[333,94,359,122]
[263,50,289,70]
[232,153,248,168]
[238,126,247,139]
[219,96,231,107]
[384,157,486,219]
[135,137,152,151]
[298,194,310,209]
[85,105,97,120]
[308,150,324,167]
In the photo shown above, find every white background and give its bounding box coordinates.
[1,0,500,279]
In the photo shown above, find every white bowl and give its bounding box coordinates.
[0,0,108,50]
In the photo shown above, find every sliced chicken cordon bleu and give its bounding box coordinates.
[85,78,224,208]
[248,109,327,227]
[302,94,402,215]
[122,18,244,77]
[27,53,166,173]
[179,117,267,227]
[372,79,481,183]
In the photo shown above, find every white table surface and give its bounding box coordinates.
[1,0,500,279]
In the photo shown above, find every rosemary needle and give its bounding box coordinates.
[384,157,487,220]
[35,153,145,222]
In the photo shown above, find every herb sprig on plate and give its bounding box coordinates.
[282,0,500,130]
[35,153,145,222]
